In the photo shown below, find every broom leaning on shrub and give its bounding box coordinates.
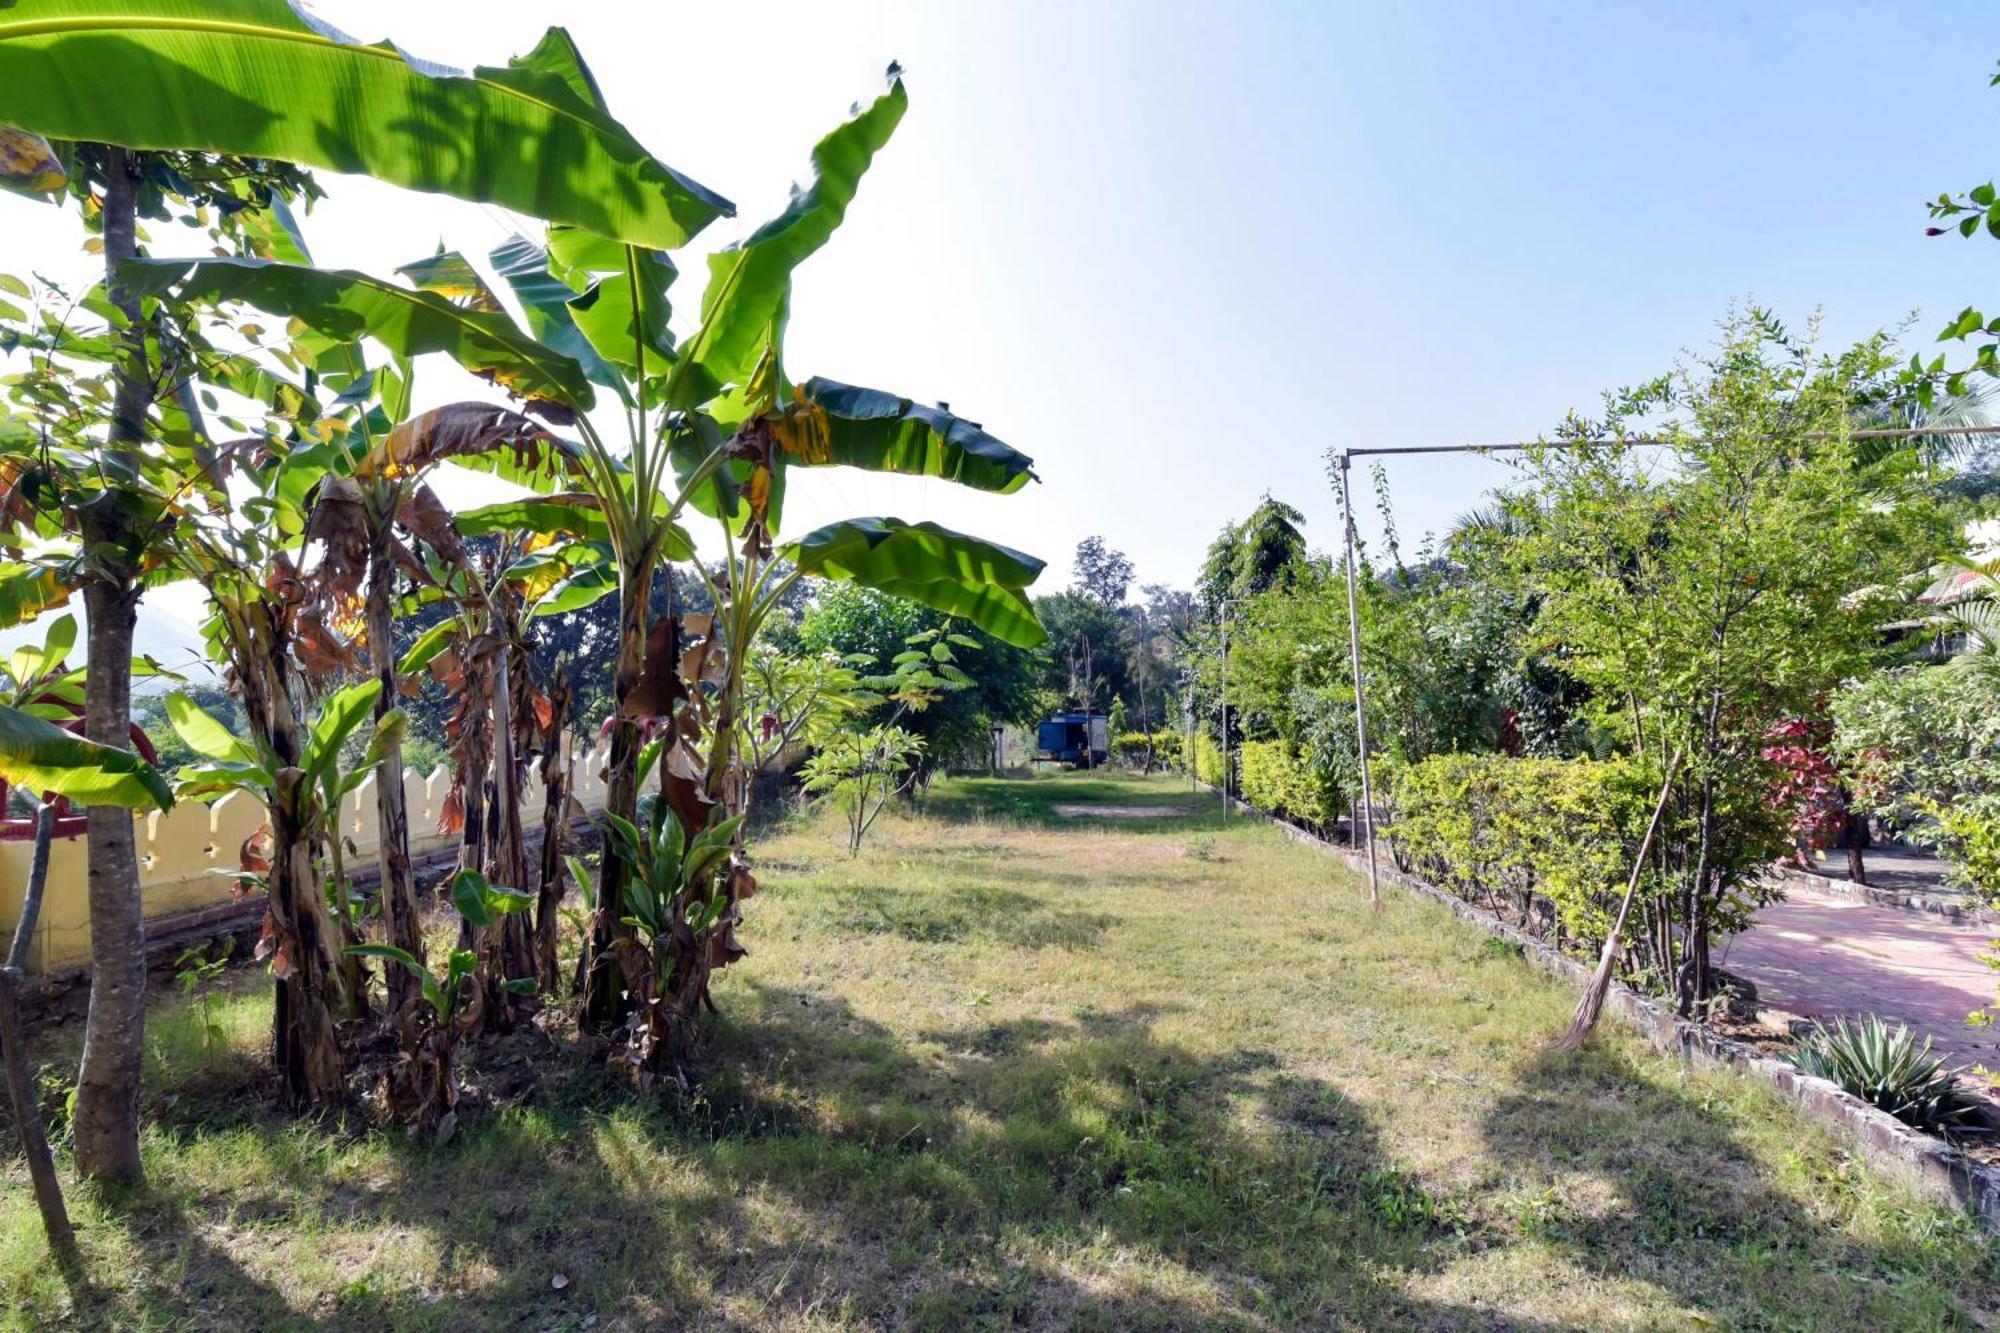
[1556,748,1683,1051]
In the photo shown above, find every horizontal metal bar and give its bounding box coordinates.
[1344,423,2000,460]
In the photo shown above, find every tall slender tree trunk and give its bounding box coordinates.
[73,146,150,1182]
[366,526,422,1013]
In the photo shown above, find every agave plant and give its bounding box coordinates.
[1786,1015,1993,1137]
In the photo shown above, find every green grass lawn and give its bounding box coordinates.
[3,770,1993,1330]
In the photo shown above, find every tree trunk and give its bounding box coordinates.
[73,579,147,1179]
[1841,797,1868,886]
[487,636,536,1003]
[72,145,151,1184]
[366,527,422,1013]
[268,799,343,1103]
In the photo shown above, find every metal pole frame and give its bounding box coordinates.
[1338,455,1380,903]
[1331,421,1982,908]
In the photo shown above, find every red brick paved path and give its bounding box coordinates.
[1723,880,1998,1080]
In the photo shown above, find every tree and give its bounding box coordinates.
[1197,495,1308,616]
[801,725,924,854]
[7,10,1046,1103]
[1509,312,1954,1012]
[795,583,1043,772]
[1073,536,1134,607]
[1034,591,1131,717]
[133,63,1048,1066]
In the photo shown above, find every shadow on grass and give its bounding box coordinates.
[670,983,1560,1330]
[1479,1043,1997,1329]
[57,986,1565,1331]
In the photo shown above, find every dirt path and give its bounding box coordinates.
[1724,880,1998,1075]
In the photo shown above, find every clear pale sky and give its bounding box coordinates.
[5,0,1999,641]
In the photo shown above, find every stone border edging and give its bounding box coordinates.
[1229,795,2000,1232]
[1773,864,1999,929]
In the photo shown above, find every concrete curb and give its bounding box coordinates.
[1238,798,2000,1232]
[1773,864,2000,929]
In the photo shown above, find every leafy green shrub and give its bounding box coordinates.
[1112,730,1182,767]
[1386,753,1782,995]
[1786,1016,1992,1138]
[1191,732,1227,788]
[1390,754,1645,943]
[1238,739,1344,832]
[1833,664,2000,903]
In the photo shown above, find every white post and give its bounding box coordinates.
[1339,451,1381,904]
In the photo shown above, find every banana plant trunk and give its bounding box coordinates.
[366,528,423,1013]
[533,665,572,994]
[72,145,151,1183]
[327,826,370,1023]
[487,634,536,1002]
[581,557,649,1027]
[246,646,343,1104]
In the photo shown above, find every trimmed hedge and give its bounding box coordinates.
[1112,730,1182,767]
[1239,739,1344,833]
[1192,732,1227,788]
[1389,753,1656,955]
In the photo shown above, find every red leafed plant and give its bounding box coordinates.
[1763,716,1846,859]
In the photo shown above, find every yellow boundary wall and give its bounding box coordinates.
[0,739,612,975]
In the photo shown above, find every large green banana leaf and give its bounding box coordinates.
[0,4,731,247]
[784,518,1046,648]
[123,257,591,417]
[0,702,172,810]
[490,235,629,402]
[674,67,908,409]
[777,378,1037,493]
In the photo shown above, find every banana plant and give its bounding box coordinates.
[159,419,396,1104]
[597,798,743,1082]
[0,0,732,1137]
[304,389,584,1015]
[169,681,407,1028]
[0,3,732,250]
[122,63,1047,1067]
[347,867,535,1131]
[396,526,615,1018]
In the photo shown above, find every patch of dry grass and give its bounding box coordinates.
[2,771,1993,1330]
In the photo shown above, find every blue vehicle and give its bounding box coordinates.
[1036,712,1109,767]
